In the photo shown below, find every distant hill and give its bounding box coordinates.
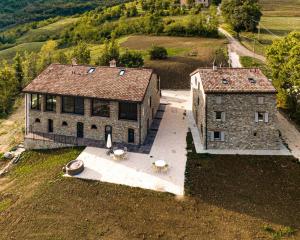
[0,0,129,30]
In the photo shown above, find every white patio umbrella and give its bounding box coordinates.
[106,134,112,149]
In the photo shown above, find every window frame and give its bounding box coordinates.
[62,96,84,115]
[30,93,41,110]
[45,95,56,112]
[91,99,110,118]
[119,102,138,121]
[214,131,221,140]
[258,112,264,122]
[215,111,222,121]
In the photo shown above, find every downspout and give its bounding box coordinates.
[139,103,142,146]
[205,95,208,150]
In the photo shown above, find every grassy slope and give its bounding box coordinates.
[17,17,79,44]
[240,0,300,56]
[0,137,299,239]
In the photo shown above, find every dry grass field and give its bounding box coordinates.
[240,0,300,56]
[121,35,227,89]
[0,134,299,239]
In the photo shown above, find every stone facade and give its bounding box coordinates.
[191,74,280,150]
[25,74,160,149]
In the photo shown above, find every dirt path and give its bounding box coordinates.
[277,112,300,160]
[0,98,24,153]
[218,27,266,63]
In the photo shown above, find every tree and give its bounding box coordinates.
[0,61,17,115]
[149,46,168,60]
[266,31,300,119]
[37,40,58,72]
[221,0,262,32]
[96,38,120,66]
[22,51,37,85]
[72,41,91,65]
[119,50,144,67]
[13,52,24,91]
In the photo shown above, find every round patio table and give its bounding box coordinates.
[114,149,125,160]
[154,160,167,168]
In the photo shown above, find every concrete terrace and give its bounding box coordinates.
[73,91,190,195]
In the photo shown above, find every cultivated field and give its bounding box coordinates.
[240,0,300,56]
[0,134,299,239]
[121,35,227,89]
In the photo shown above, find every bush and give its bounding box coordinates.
[119,50,144,68]
[149,46,168,60]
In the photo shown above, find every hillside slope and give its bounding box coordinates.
[0,0,129,30]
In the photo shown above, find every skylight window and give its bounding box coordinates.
[222,78,229,84]
[248,77,256,84]
[88,67,96,74]
[119,69,125,76]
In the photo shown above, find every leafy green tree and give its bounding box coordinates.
[221,0,262,32]
[266,31,300,119]
[72,41,91,65]
[149,46,168,60]
[37,40,58,72]
[54,51,69,64]
[22,51,37,85]
[0,61,17,115]
[119,50,144,67]
[13,52,24,91]
[96,38,120,66]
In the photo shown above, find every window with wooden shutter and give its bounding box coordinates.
[216,96,222,104]
[221,132,225,141]
[255,112,259,122]
[258,97,264,104]
[264,112,269,122]
[221,112,226,121]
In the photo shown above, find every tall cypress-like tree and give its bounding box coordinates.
[13,52,24,91]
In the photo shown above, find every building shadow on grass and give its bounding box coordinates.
[185,133,300,228]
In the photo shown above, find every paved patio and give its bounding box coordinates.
[72,91,189,195]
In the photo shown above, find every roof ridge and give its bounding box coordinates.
[50,63,153,71]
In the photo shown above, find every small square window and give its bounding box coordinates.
[216,96,222,104]
[214,131,221,140]
[215,111,222,120]
[258,97,264,104]
[258,112,264,121]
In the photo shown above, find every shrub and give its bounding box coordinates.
[149,46,168,60]
[119,50,144,68]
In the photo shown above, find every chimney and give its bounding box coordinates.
[109,59,117,68]
[72,58,77,66]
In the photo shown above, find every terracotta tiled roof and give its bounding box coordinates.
[191,68,276,93]
[23,64,154,102]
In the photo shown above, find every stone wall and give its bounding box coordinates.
[141,73,161,144]
[191,72,207,146]
[24,138,74,150]
[26,74,160,148]
[206,93,280,150]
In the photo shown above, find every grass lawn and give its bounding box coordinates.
[260,0,300,17]
[120,35,227,89]
[0,134,299,239]
[240,16,300,56]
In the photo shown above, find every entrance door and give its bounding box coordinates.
[48,119,53,133]
[77,122,84,138]
[105,125,112,142]
[128,128,135,143]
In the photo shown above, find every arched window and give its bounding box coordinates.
[91,124,97,130]
[62,121,68,126]
[35,118,41,123]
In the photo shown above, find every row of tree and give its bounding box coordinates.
[266,31,300,124]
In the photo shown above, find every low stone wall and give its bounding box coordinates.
[24,138,75,150]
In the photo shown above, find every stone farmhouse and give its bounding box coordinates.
[180,0,210,7]
[190,67,280,150]
[22,63,160,149]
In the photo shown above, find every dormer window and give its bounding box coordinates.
[88,68,96,74]
[248,77,256,84]
[119,70,125,76]
[222,78,228,84]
